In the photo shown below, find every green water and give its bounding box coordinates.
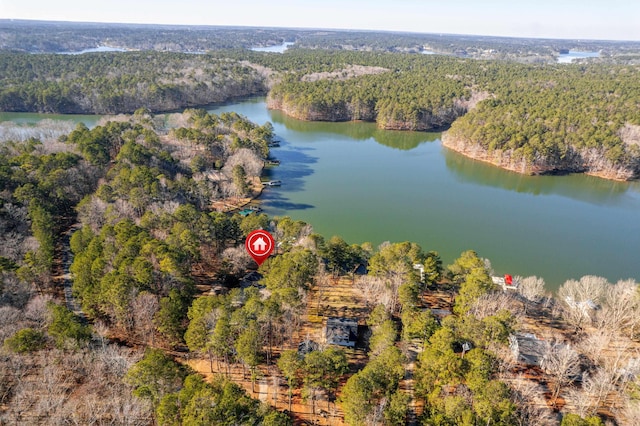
[3,99,639,288]
[0,111,101,127]
[208,98,640,288]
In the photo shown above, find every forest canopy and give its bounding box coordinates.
[2,47,639,178]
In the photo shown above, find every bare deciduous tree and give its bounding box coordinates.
[518,276,547,303]
[131,292,159,345]
[0,272,32,309]
[618,397,640,426]
[541,341,581,405]
[0,120,76,144]
[576,330,611,367]
[508,376,557,426]
[222,246,253,275]
[93,320,110,348]
[223,148,264,177]
[596,279,640,335]
[77,195,108,232]
[0,345,151,425]
[355,275,395,312]
[23,294,53,327]
[0,306,22,342]
[0,232,26,263]
[584,368,617,415]
[110,199,138,222]
[0,202,30,262]
[567,367,619,418]
[558,276,609,330]
[469,291,522,321]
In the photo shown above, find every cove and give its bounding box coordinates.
[207,98,640,289]
[2,98,639,289]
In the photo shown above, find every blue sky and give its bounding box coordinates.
[2,0,639,41]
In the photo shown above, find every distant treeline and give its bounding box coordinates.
[0,52,266,114]
[0,20,299,53]
[4,20,640,62]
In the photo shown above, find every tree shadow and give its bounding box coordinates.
[259,141,317,213]
[261,192,315,213]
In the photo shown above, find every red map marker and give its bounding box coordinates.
[245,229,275,266]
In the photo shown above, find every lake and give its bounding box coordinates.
[250,42,295,53]
[2,98,639,289]
[557,51,600,63]
[207,98,640,289]
[0,111,101,127]
[58,46,129,55]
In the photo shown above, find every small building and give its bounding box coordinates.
[492,274,519,291]
[323,317,358,347]
[413,263,425,282]
[509,333,546,366]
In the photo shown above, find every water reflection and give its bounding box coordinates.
[268,109,437,150]
[3,98,639,283]
[259,141,318,214]
[0,112,100,127]
[443,146,640,206]
[266,143,317,193]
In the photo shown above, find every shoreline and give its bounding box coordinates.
[210,176,266,213]
[441,134,635,183]
[266,97,458,132]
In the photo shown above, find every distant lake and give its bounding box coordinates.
[250,42,294,53]
[0,111,100,127]
[58,46,129,55]
[557,51,600,63]
[3,98,640,290]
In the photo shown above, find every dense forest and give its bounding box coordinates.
[1,112,640,425]
[2,42,640,179]
[258,50,640,179]
[0,52,267,114]
[0,110,286,423]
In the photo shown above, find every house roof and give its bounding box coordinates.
[509,333,546,366]
[324,317,358,347]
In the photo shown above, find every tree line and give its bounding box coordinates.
[4,20,640,61]
[0,20,300,53]
[0,52,266,113]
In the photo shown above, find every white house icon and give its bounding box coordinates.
[252,237,267,252]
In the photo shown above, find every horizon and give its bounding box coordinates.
[3,18,639,45]
[2,0,640,42]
